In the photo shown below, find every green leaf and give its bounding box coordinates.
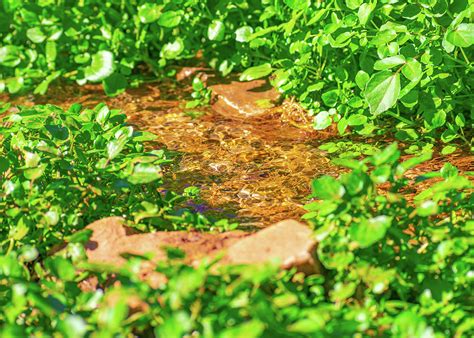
[355,70,370,90]
[107,137,128,160]
[370,29,397,46]
[284,0,310,10]
[374,55,406,70]
[314,111,332,130]
[416,200,438,217]
[364,71,400,115]
[103,73,128,96]
[235,26,253,42]
[208,20,225,41]
[6,77,24,94]
[57,315,88,338]
[138,3,162,23]
[371,143,400,165]
[0,45,21,67]
[347,114,367,126]
[321,89,338,107]
[161,39,184,59]
[45,257,75,281]
[26,27,46,43]
[85,51,114,82]
[311,176,345,200]
[441,145,456,155]
[446,23,474,47]
[0,156,9,174]
[128,163,162,184]
[346,0,363,10]
[358,3,374,26]
[219,320,265,338]
[392,312,431,338]
[350,216,392,248]
[402,58,422,81]
[158,11,182,28]
[239,63,272,81]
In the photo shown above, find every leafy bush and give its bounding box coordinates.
[0,103,211,256]
[1,140,472,336]
[1,1,472,139]
[304,143,473,336]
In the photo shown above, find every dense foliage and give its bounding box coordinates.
[1,1,473,336]
[0,103,220,256]
[1,0,473,141]
[304,144,473,336]
[1,131,472,336]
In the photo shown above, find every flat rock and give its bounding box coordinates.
[84,217,320,280]
[224,219,321,274]
[210,80,281,119]
[85,217,246,266]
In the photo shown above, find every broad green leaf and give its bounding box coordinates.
[355,70,369,90]
[446,23,474,47]
[374,55,406,70]
[57,315,88,338]
[347,114,367,126]
[392,312,432,338]
[239,63,272,81]
[284,0,310,10]
[45,41,57,64]
[0,156,9,174]
[235,26,253,42]
[321,89,339,107]
[45,257,75,281]
[128,163,162,184]
[138,3,162,23]
[441,145,456,155]
[26,27,46,43]
[416,200,438,217]
[402,58,422,81]
[158,11,182,28]
[103,73,128,96]
[85,51,114,82]
[161,39,184,59]
[6,77,24,94]
[208,20,225,41]
[346,0,362,10]
[107,138,127,160]
[350,216,392,248]
[358,3,374,26]
[370,29,397,46]
[371,143,400,165]
[311,176,345,200]
[313,111,332,130]
[95,104,110,125]
[364,71,400,115]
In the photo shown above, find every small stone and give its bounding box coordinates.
[225,219,321,274]
[210,80,281,119]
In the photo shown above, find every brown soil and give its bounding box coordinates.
[2,77,472,228]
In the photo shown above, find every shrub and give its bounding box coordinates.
[1,1,472,139]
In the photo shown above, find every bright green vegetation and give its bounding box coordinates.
[0,110,472,335]
[1,1,474,337]
[1,1,473,142]
[0,103,226,257]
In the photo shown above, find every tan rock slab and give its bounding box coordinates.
[84,217,320,280]
[210,80,281,119]
[224,219,321,274]
[84,217,246,266]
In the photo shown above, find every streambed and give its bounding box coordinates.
[3,78,472,229]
